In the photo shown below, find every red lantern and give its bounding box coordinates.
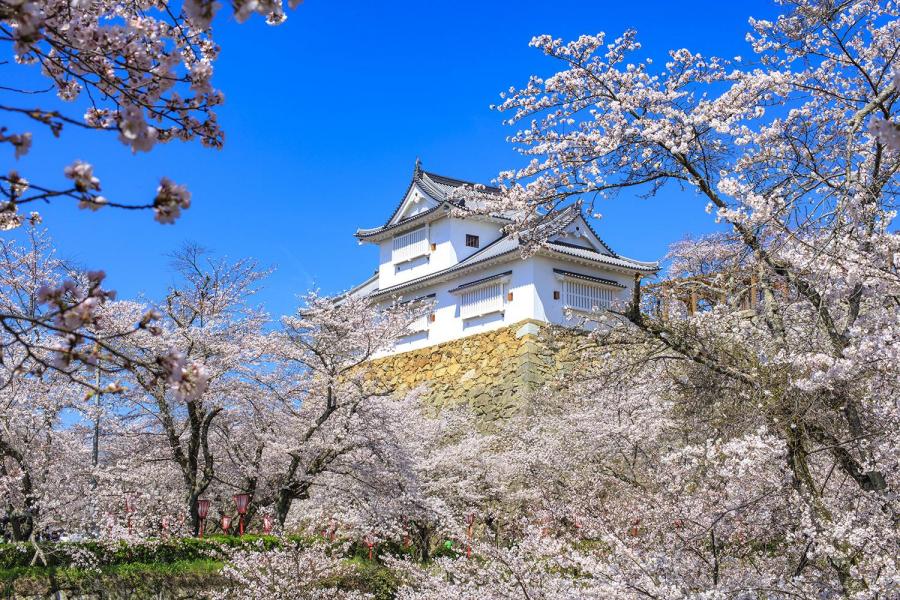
[234,493,250,514]
[628,517,641,537]
[233,493,250,536]
[465,513,475,558]
[124,495,135,534]
[221,514,233,534]
[196,499,211,538]
[262,514,274,535]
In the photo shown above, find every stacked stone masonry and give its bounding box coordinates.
[365,320,582,420]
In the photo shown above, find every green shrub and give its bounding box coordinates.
[431,539,462,560]
[320,558,400,600]
[0,534,301,571]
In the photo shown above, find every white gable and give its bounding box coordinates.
[548,214,613,256]
[391,184,440,224]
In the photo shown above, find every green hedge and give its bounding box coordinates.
[0,534,300,570]
[0,559,227,596]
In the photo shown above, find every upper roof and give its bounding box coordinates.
[360,206,658,300]
[355,160,506,241]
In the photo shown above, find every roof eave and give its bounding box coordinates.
[537,246,659,275]
[355,204,452,242]
[370,249,518,300]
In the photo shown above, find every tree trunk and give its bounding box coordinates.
[415,523,433,563]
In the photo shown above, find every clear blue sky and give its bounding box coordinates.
[7,0,780,318]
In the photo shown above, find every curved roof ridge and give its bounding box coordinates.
[421,170,501,194]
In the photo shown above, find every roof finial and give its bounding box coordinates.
[414,157,422,176]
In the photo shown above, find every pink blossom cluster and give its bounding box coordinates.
[153,178,192,224]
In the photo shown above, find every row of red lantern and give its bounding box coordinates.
[195,494,274,537]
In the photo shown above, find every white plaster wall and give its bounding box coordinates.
[393,258,537,352]
[447,218,504,263]
[376,216,504,291]
[377,219,449,290]
[530,255,634,326]
[384,252,639,354]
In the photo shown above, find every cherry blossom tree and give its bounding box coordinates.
[476,0,899,520]
[1,0,302,227]
[408,1,900,596]
[0,375,90,543]
[0,1,310,513]
[291,394,481,563]
[236,292,427,528]
[0,227,99,542]
[100,244,269,534]
[395,344,897,597]
[214,541,373,600]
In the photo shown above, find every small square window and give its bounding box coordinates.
[465,234,480,248]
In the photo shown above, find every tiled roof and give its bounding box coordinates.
[351,168,658,298]
[366,228,657,301]
[448,270,512,294]
[543,241,658,272]
[334,271,379,305]
[578,211,617,257]
[355,203,448,237]
[527,203,619,258]
[417,171,501,201]
[552,268,625,288]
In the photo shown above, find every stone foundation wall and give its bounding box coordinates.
[366,320,580,419]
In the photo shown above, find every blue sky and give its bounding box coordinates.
[6,0,781,318]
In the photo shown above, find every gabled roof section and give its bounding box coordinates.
[355,160,505,241]
[393,186,440,223]
[542,206,617,257]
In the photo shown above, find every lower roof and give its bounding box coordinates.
[356,234,656,301]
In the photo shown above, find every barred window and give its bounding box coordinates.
[465,234,480,248]
[406,313,429,333]
[459,282,504,320]
[392,226,429,263]
[563,280,613,312]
